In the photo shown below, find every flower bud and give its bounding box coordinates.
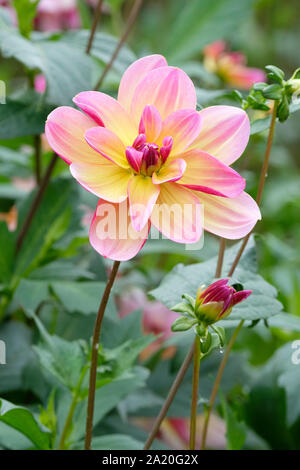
[195,279,252,325]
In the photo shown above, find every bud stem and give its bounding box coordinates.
[189,336,201,450]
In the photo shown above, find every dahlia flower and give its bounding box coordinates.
[46,54,261,261]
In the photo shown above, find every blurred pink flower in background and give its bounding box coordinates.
[203,40,266,89]
[117,287,179,359]
[0,0,17,24]
[34,74,47,94]
[35,0,81,31]
[134,414,226,449]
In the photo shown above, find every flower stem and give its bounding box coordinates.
[189,336,201,450]
[84,261,120,450]
[215,238,226,278]
[201,100,279,451]
[143,343,195,450]
[58,364,89,450]
[94,0,143,90]
[228,101,278,277]
[86,0,103,54]
[16,153,58,253]
[200,319,244,449]
[34,135,42,185]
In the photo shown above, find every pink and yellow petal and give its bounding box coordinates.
[73,91,136,146]
[118,54,168,113]
[85,127,128,168]
[130,66,197,122]
[89,199,150,261]
[139,105,162,142]
[177,149,245,197]
[128,175,160,231]
[158,109,202,155]
[45,107,101,164]
[152,159,186,184]
[194,190,261,239]
[190,106,250,165]
[150,183,202,243]
[70,161,131,202]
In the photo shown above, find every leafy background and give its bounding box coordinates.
[0,0,299,450]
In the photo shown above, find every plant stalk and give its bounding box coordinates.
[16,153,58,253]
[84,261,121,450]
[34,135,42,185]
[189,336,201,450]
[86,0,103,54]
[94,0,143,90]
[143,343,195,450]
[58,365,89,450]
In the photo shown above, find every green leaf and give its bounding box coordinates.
[13,0,39,39]
[220,392,247,450]
[0,221,15,283]
[71,366,149,442]
[150,238,283,322]
[265,65,285,83]
[51,281,116,317]
[171,316,197,332]
[0,399,51,449]
[14,279,50,311]
[0,322,34,394]
[61,30,136,76]
[262,84,283,101]
[0,20,92,105]
[164,0,254,62]
[15,178,78,278]
[29,310,86,391]
[0,92,53,139]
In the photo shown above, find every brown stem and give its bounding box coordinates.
[84,261,121,450]
[189,337,201,450]
[94,0,143,91]
[86,0,103,55]
[16,153,58,253]
[215,238,226,278]
[33,135,41,185]
[228,101,278,277]
[200,320,244,449]
[143,343,195,450]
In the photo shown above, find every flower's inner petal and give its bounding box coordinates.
[130,66,197,122]
[70,161,130,203]
[158,109,202,155]
[152,159,186,184]
[139,105,162,143]
[150,183,202,244]
[128,175,160,231]
[85,127,129,169]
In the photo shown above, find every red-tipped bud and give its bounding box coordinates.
[195,279,252,324]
